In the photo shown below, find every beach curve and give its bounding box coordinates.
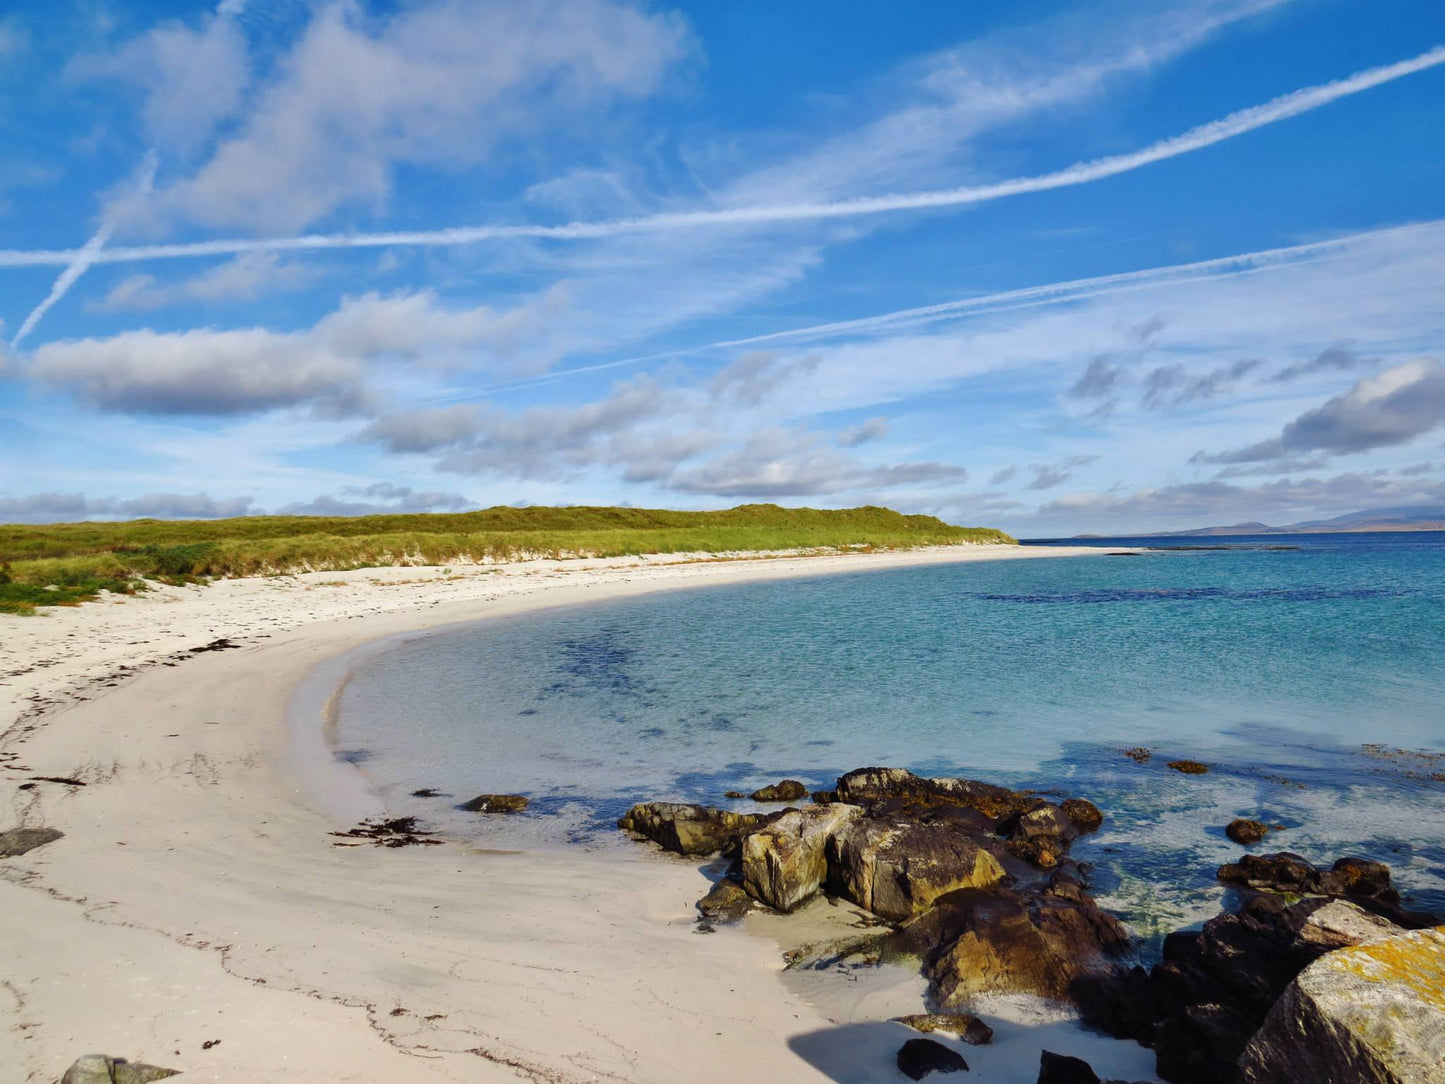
[0,543,1111,1083]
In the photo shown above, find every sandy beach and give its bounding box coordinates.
[1,543,1158,1084]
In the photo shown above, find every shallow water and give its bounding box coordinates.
[337,531,1445,939]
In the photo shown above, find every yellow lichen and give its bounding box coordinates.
[1324,928,1445,1013]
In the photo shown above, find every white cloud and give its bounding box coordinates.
[158,0,690,232]
[666,428,967,498]
[94,253,318,311]
[1038,471,1445,531]
[1199,359,1445,463]
[72,11,250,152]
[9,42,1443,269]
[275,482,472,516]
[0,491,256,524]
[31,288,568,415]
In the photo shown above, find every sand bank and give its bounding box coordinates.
[1,543,1156,1083]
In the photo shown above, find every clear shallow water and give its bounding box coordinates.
[337,532,1445,939]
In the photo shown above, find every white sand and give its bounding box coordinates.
[0,544,1157,1083]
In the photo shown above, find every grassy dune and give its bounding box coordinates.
[0,503,1015,614]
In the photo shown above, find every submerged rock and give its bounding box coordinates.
[1225,818,1271,845]
[750,779,808,802]
[740,804,861,912]
[0,826,63,858]
[1166,760,1209,775]
[461,793,529,813]
[897,1037,969,1079]
[1238,926,1445,1083]
[696,879,753,922]
[617,802,768,857]
[60,1055,179,1084]
[892,1012,993,1045]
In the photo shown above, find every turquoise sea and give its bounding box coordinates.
[337,532,1445,938]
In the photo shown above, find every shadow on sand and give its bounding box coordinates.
[787,1014,1160,1083]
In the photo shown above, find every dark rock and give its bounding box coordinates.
[461,793,528,813]
[1215,852,1435,927]
[0,826,63,858]
[834,767,1035,820]
[617,802,768,856]
[1166,760,1209,775]
[697,878,752,922]
[740,804,861,912]
[892,1012,993,1045]
[1225,819,1270,845]
[826,804,1008,920]
[890,877,1130,1007]
[750,779,808,802]
[810,790,838,804]
[1000,803,1081,870]
[1123,747,1152,764]
[411,788,443,798]
[897,1038,969,1079]
[1076,897,1409,1084]
[1038,1050,1100,1084]
[723,790,746,799]
[1061,798,1103,833]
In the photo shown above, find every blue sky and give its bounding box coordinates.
[1,0,1443,535]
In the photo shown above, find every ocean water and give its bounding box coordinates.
[336,532,1445,938]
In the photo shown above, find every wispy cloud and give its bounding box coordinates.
[460,218,1445,397]
[2,45,1440,271]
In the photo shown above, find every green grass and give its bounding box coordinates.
[0,503,1015,614]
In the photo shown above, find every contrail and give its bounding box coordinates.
[7,0,245,346]
[8,155,158,350]
[459,218,1445,396]
[0,44,1441,273]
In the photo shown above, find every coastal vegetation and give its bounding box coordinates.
[0,503,1013,613]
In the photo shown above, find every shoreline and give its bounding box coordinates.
[1,542,1149,1083]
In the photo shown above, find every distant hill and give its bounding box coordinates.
[1155,506,1445,537]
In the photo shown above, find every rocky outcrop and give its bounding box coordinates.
[1061,798,1104,833]
[60,1055,179,1084]
[896,1038,968,1079]
[617,802,769,856]
[826,805,1008,920]
[836,767,1036,820]
[0,826,63,857]
[829,767,1101,874]
[740,804,861,912]
[1225,819,1271,845]
[1077,896,1411,1084]
[1000,803,1082,869]
[1238,926,1445,1084]
[750,779,808,802]
[890,873,1130,1008]
[893,1012,993,1045]
[1216,852,1436,928]
[696,879,752,922]
[461,794,528,813]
